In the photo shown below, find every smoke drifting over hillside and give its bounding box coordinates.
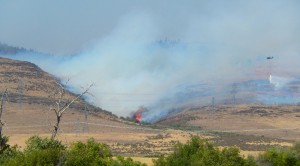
[3,0,300,121]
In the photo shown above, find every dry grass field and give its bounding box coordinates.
[158,104,300,141]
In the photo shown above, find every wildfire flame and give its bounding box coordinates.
[135,111,141,122]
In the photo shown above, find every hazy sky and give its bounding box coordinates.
[0,0,207,54]
[2,0,300,118]
[1,0,298,54]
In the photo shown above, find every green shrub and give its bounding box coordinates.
[293,141,300,154]
[25,135,66,152]
[63,138,112,166]
[2,136,147,166]
[219,147,257,166]
[154,136,257,166]
[110,156,147,166]
[0,135,20,164]
[0,135,10,152]
[2,136,66,166]
[258,147,300,166]
[3,148,64,166]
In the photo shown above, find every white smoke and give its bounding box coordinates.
[3,0,300,120]
[269,75,294,89]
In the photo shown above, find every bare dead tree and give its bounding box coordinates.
[50,82,93,139]
[0,89,9,154]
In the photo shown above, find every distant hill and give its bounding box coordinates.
[0,42,35,55]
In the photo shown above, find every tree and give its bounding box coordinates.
[0,89,9,154]
[64,138,111,165]
[49,81,93,139]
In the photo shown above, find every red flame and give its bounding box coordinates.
[135,111,141,122]
[134,106,148,124]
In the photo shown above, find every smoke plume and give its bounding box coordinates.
[3,0,300,122]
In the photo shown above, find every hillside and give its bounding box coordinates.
[0,56,114,116]
[156,103,300,141]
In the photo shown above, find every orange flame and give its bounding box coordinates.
[135,111,141,122]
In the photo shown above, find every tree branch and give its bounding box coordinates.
[51,82,93,139]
